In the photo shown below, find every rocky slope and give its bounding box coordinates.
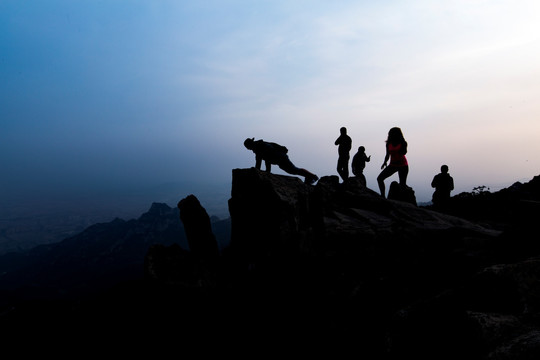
[2,168,540,358]
[143,169,540,358]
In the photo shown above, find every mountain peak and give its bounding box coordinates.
[147,202,173,214]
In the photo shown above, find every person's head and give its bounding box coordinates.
[340,127,347,135]
[244,137,255,150]
[358,146,365,152]
[441,165,449,173]
[387,127,405,143]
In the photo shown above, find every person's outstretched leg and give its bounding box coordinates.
[279,157,318,184]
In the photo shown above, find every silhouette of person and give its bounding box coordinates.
[352,146,371,186]
[431,165,454,208]
[335,127,352,182]
[377,127,409,198]
[244,138,319,184]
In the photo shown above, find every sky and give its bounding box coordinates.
[1,0,540,218]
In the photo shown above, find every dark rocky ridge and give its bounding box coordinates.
[143,168,540,357]
[2,168,540,357]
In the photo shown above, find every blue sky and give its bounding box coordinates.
[2,0,540,216]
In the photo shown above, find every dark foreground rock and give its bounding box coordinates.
[142,169,540,358]
[3,169,540,357]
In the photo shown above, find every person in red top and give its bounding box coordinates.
[377,127,409,198]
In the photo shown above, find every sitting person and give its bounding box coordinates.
[243,137,319,184]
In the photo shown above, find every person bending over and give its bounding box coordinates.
[244,137,319,184]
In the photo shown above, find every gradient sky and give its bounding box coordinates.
[2,0,540,217]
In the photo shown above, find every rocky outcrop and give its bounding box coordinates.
[388,180,417,205]
[228,168,498,261]
[220,168,540,357]
[228,167,314,259]
[4,168,540,356]
[144,195,220,287]
[178,194,219,260]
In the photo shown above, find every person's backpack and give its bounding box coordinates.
[269,142,288,154]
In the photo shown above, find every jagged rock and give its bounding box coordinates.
[142,195,220,287]
[178,194,219,260]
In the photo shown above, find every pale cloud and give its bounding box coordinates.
[2,0,540,207]
[225,1,540,199]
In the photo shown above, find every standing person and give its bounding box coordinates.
[244,137,319,184]
[352,146,371,186]
[431,165,454,209]
[377,127,409,198]
[335,127,352,182]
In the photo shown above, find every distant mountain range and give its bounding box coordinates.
[0,180,230,255]
[0,202,230,301]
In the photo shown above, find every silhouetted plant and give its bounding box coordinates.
[472,185,490,196]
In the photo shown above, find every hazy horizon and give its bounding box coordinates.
[2,1,540,220]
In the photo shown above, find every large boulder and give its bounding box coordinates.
[144,195,220,287]
[388,180,417,205]
[178,194,219,260]
[228,168,499,262]
[224,168,510,356]
[140,169,539,357]
[228,168,314,259]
